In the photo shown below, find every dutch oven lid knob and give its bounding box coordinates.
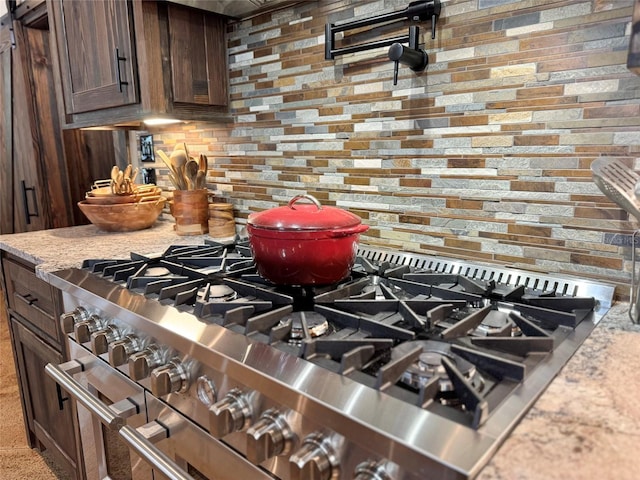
[288,194,322,210]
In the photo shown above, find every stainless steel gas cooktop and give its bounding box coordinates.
[49,241,615,480]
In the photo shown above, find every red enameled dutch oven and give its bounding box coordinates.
[246,194,369,285]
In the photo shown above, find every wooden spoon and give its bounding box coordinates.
[196,170,206,189]
[115,171,125,194]
[110,165,120,194]
[169,150,188,189]
[156,149,172,169]
[185,160,199,190]
[156,149,182,188]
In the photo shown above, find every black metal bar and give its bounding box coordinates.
[340,345,375,375]
[56,383,69,411]
[306,339,393,362]
[20,180,38,225]
[431,5,438,39]
[331,12,403,34]
[325,23,334,59]
[330,34,410,59]
[439,305,492,340]
[409,25,419,49]
[470,336,554,355]
[325,1,441,61]
[451,344,526,382]
[115,47,129,92]
[331,0,436,33]
[441,356,488,428]
[375,345,422,391]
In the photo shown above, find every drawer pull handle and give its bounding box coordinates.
[23,293,36,305]
[55,383,70,411]
[14,292,49,317]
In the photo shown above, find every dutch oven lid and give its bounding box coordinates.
[247,194,363,231]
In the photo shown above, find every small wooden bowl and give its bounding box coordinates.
[85,185,163,205]
[78,198,166,232]
[84,193,137,205]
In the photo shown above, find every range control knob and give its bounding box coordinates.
[109,335,143,366]
[290,433,339,480]
[128,345,164,381]
[150,359,188,397]
[246,409,293,464]
[74,314,105,343]
[208,388,252,438]
[60,307,90,334]
[91,325,124,355]
[353,460,392,480]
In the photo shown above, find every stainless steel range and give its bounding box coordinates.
[45,241,615,480]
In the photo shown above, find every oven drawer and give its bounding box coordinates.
[46,342,153,480]
[2,255,60,345]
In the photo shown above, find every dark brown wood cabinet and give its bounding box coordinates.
[0,18,73,233]
[168,4,228,107]
[1,252,82,480]
[10,318,80,479]
[50,0,230,128]
[53,0,138,114]
[0,12,117,235]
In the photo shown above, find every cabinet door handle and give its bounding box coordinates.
[21,180,39,225]
[114,47,129,92]
[55,383,70,411]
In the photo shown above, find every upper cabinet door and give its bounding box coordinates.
[169,5,228,106]
[53,0,139,114]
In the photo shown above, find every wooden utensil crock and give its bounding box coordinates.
[172,189,209,235]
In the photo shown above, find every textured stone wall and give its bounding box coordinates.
[149,0,640,297]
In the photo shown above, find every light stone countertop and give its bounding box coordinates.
[1,222,639,479]
[478,300,640,480]
[0,219,212,281]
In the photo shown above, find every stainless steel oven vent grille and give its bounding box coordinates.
[357,245,615,320]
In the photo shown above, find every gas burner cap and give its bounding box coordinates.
[419,351,445,369]
[281,311,330,340]
[145,266,172,277]
[392,340,482,393]
[206,284,238,302]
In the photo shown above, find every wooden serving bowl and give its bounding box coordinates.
[78,198,166,232]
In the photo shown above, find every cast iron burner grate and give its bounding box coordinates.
[78,241,616,431]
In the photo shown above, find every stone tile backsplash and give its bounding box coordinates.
[146,0,640,298]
